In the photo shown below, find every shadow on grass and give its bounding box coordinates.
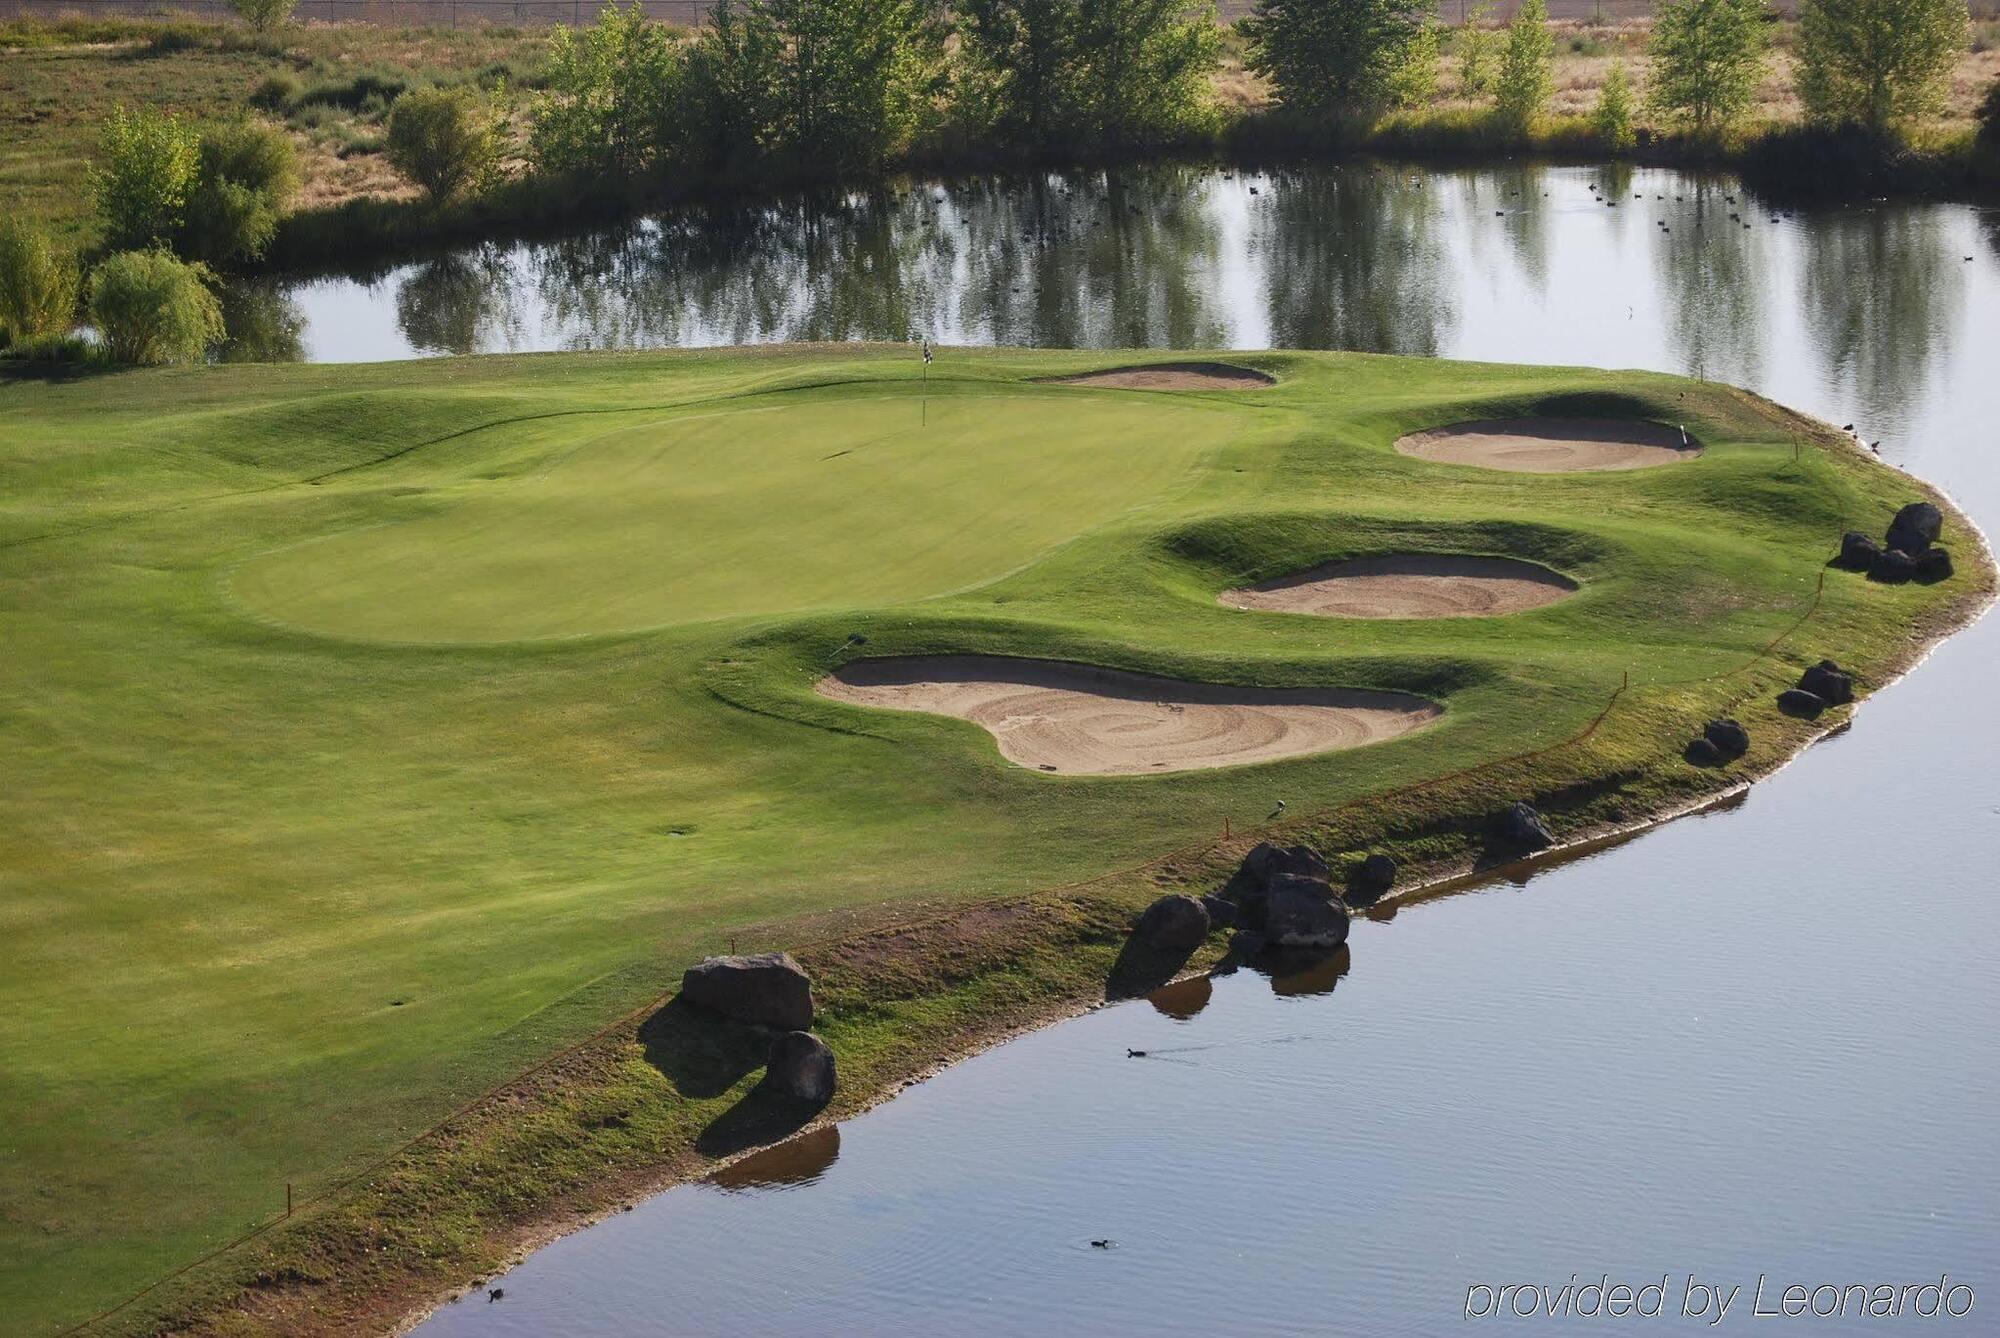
[696,1085,830,1160]
[1106,935,1202,1001]
[637,997,766,1100]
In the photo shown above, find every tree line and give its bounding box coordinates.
[2,0,1992,366]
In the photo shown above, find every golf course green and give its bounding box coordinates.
[0,344,1980,1334]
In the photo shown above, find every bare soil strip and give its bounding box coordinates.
[1221,553,1580,619]
[1044,362,1276,391]
[1395,417,1701,472]
[817,655,1439,775]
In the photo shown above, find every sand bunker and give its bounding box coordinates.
[817,656,1439,776]
[1221,554,1578,619]
[1046,362,1276,391]
[1395,417,1700,472]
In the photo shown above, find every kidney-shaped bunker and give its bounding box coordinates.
[1395,417,1700,472]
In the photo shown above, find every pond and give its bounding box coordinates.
[386,163,2000,1335]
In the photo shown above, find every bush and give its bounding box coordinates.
[87,250,224,365]
[1389,20,1443,108]
[95,105,201,251]
[1593,60,1635,151]
[249,70,303,111]
[182,121,299,264]
[386,86,501,202]
[1796,0,1972,129]
[1980,74,2000,152]
[230,0,298,32]
[1494,0,1554,129]
[1456,0,1497,95]
[0,218,82,347]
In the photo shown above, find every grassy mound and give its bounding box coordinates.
[0,344,1983,1335]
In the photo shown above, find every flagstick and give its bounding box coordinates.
[922,358,928,428]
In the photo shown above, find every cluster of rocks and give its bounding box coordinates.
[1777,658,1855,720]
[1684,717,1750,768]
[679,952,836,1103]
[1834,502,1952,585]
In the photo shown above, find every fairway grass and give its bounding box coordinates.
[0,345,1986,1335]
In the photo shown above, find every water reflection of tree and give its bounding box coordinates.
[1250,165,1454,354]
[527,191,961,347]
[1652,178,1765,386]
[395,247,525,355]
[1800,207,1963,429]
[948,165,1231,348]
[216,280,306,363]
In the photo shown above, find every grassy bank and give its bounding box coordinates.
[1,343,1988,1333]
[5,13,1997,269]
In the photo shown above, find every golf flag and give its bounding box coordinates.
[922,340,933,365]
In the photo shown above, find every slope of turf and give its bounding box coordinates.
[0,344,1975,1335]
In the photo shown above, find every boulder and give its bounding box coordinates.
[1776,688,1826,718]
[1240,841,1329,886]
[1199,894,1239,930]
[762,1031,836,1104]
[1266,883,1350,948]
[1798,660,1853,706]
[1684,736,1723,767]
[1133,894,1211,955]
[1885,501,1942,555]
[1704,718,1750,758]
[680,952,816,1031]
[1913,546,1953,583]
[1869,548,1917,584]
[1346,853,1398,904]
[1498,801,1554,851]
[1268,871,1338,902]
[1836,530,1881,570]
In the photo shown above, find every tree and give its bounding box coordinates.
[182,120,298,264]
[0,218,81,345]
[1493,0,1553,129]
[1244,0,1439,121]
[1646,0,1766,135]
[1456,0,1497,95]
[530,3,682,180]
[95,106,201,252]
[1388,18,1442,107]
[958,0,1218,147]
[386,86,501,202]
[1795,0,1970,129]
[87,250,223,365]
[1979,72,2000,154]
[681,0,784,173]
[1593,60,1636,150]
[229,0,298,32]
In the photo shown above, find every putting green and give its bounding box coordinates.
[227,392,1236,642]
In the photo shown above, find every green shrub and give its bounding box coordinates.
[1494,0,1554,129]
[182,120,299,264]
[0,218,81,347]
[250,70,303,111]
[1244,0,1436,122]
[95,105,201,251]
[86,250,224,365]
[295,69,411,114]
[385,86,501,201]
[1593,59,1636,151]
[230,0,298,33]
[1389,20,1443,108]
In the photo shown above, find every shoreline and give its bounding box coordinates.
[63,384,1997,1338]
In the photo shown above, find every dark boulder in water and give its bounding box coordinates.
[1266,882,1350,948]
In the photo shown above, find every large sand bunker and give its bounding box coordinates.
[1396,417,1700,472]
[1046,362,1276,391]
[1221,554,1579,619]
[817,656,1439,775]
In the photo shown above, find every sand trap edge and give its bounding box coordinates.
[1039,362,1277,392]
[1221,553,1581,620]
[1394,416,1702,473]
[815,654,1441,776]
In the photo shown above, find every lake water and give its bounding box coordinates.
[390,164,2000,1334]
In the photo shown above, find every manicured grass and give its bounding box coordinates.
[0,343,1978,1335]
